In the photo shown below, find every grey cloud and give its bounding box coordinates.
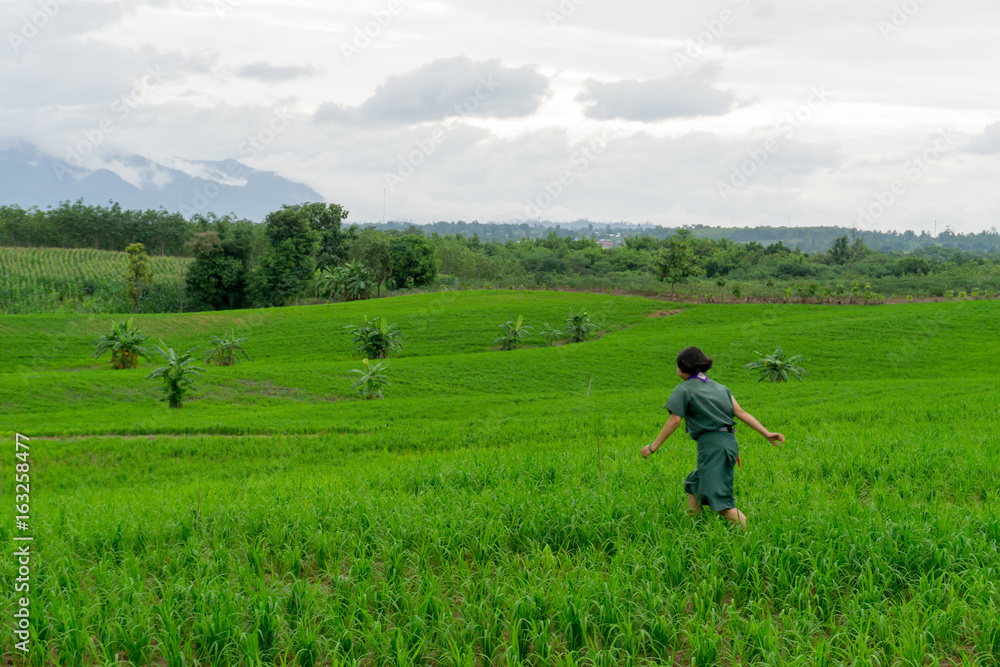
[577,68,737,122]
[966,122,1000,154]
[314,56,549,125]
[237,62,317,82]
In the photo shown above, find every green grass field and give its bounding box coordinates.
[2,291,999,665]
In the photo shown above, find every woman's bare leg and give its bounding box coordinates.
[719,508,747,529]
[687,494,702,517]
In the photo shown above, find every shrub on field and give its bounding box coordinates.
[495,315,531,351]
[316,261,375,302]
[564,308,596,343]
[539,323,563,346]
[147,341,205,408]
[204,329,250,366]
[93,318,152,369]
[349,358,389,399]
[346,316,401,359]
[744,347,809,383]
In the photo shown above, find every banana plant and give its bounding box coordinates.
[345,315,402,359]
[204,329,250,366]
[93,318,152,369]
[348,358,389,399]
[146,341,205,408]
[495,315,532,351]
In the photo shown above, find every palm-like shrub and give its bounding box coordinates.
[204,329,250,366]
[495,315,532,351]
[345,316,401,359]
[146,341,205,408]
[564,308,596,343]
[93,318,151,369]
[316,262,375,302]
[539,323,563,346]
[744,347,809,383]
[348,358,389,399]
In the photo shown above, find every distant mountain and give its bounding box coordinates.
[0,142,323,221]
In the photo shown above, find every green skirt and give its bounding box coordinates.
[683,431,739,512]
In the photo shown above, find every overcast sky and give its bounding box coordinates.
[2,0,999,232]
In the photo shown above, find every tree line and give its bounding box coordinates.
[3,200,999,310]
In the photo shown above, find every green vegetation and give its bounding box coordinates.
[563,307,596,343]
[123,242,154,313]
[146,341,205,408]
[539,322,564,346]
[92,318,152,369]
[1,292,999,665]
[345,315,401,360]
[495,314,532,350]
[348,357,389,400]
[0,246,188,314]
[316,261,375,302]
[5,201,1000,313]
[204,329,250,366]
[744,347,810,383]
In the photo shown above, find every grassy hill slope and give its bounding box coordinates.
[1,291,999,665]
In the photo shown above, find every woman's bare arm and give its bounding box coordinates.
[732,396,785,446]
[641,413,683,458]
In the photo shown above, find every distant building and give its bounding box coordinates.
[599,240,615,249]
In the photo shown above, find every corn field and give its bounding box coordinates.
[0,246,190,314]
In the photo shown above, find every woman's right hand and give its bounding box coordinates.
[765,432,785,447]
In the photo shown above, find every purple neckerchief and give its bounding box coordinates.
[687,372,708,382]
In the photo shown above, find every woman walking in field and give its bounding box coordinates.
[640,347,784,529]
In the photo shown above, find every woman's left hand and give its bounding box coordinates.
[640,444,653,459]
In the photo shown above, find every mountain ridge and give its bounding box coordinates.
[0,142,324,222]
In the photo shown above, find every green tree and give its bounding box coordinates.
[655,235,702,296]
[389,234,439,288]
[352,229,394,297]
[185,231,248,311]
[295,202,352,269]
[829,236,851,264]
[124,242,154,313]
[254,206,321,306]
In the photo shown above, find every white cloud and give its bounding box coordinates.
[0,0,998,231]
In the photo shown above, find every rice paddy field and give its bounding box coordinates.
[1,290,999,666]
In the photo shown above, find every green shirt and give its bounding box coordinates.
[664,377,735,440]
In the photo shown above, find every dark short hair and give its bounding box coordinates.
[676,346,713,375]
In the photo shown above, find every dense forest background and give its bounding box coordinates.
[2,200,999,314]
